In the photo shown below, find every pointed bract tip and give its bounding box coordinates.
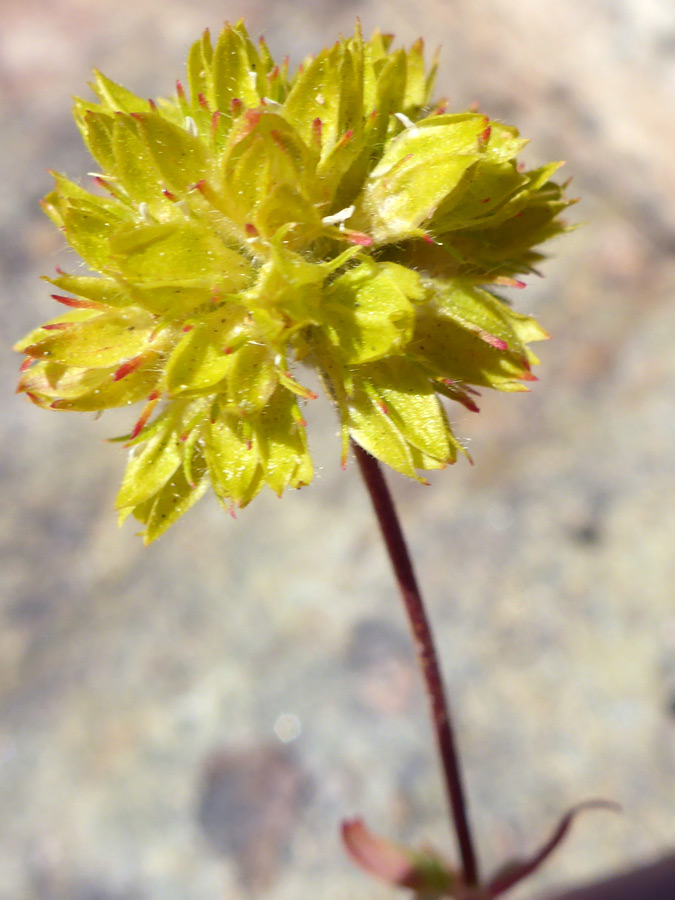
[51,293,98,310]
[337,129,354,148]
[479,331,509,351]
[464,398,480,413]
[344,231,373,246]
[478,125,492,149]
[130,393,159,440]
[494,276,527,289]
[113,355,144,382]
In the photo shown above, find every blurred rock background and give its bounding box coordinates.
[1,0,673,898]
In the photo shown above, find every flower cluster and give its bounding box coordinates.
[15,21,572,542]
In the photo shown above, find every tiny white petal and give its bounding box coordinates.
[394,112,419,133]
[322,205,355,226]
[184,116,198,137]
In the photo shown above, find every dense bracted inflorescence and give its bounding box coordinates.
[15,21,572,541]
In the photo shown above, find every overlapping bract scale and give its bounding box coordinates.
[15,20,572,541]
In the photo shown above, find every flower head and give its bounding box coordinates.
[15,21,572,542]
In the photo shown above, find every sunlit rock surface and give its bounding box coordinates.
[1,1,674,898]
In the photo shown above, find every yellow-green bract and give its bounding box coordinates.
[15,21,573,542]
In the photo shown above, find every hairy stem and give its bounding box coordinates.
[352,442,479,887]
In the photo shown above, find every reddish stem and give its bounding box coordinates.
[353,441,479,887]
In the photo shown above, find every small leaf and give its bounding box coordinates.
[347,385,422,481]
[282,43,344,156]
[434,282,536,354]
[403,38,427,111]
[90,70,151,113]
[116,424,182,509]
[76,110,117,173]
[413,302,536,390]
[111,114,163,201]
[342,818,458,896]
[45,273,131,309]
[204,411,263,504]
[110,221,251,289]
[256,388,313,495]
[323,261,422,364]
[357,359,456,464]
[353,115,488,243]
[431,160,527,232]
[134,112,209,192]
[212,21,261,112]
[219,111,315,224]
[253,181,323,243]
[165,306,247,394]
[189,29,214,96]
[485,800,621,897]
[227,343,279,414]
[18,358,158,411]
[20,309,156,368]
[136,453,209,543]
[58,204,127,273]
[14,309,97,353]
